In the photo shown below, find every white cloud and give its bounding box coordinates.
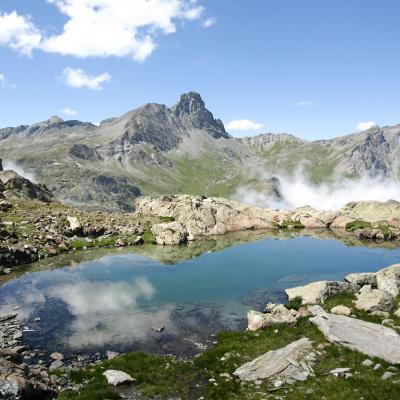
[203,17,216,28]
[295,100,317,107]
[225,119,264,131]
[0,1,204,61]
[61,107,78,116]
[0,11,42,56]
[356,121,378,132]
[62,67,111,90]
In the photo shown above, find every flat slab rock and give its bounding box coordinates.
[309,306,400,364]
[233,338,315,384]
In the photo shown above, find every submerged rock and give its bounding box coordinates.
[309,306,400,364]
[233,338,315,383]
[285,281,352,305]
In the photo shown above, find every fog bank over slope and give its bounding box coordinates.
[233,169,400,211]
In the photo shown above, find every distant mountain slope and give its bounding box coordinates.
[1,92,399,210]
[239,125,400,182]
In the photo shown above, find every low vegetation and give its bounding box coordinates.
[57,294,400,400]
[345,220,373,231]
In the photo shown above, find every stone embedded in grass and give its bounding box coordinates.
[233,337,315,384]
[103,370,135,386]
[361,359,374,367]
[247,303,298,331]
[309,306,400,364]
[355,285,394,313]
[330,305,351,316]
[381,371,396,380]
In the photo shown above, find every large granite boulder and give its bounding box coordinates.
[285,281,353,305]
[338,200,400,223]
[233,338,315,384]
[151,221,189,245]
[309,306,400,364]
[376,263,400,298]
[345,272,377,289]
[355,285,394,313]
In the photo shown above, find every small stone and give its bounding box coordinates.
[50,352,64,361]
[374,364,382,371]
[274,380,284,388]
[330,368,351,377]
[103,370,135,386]
[49,360,64,371]
[106,351,120,360]
[381,372,396,380]
[361,359,374,367]
[330,305,351,316]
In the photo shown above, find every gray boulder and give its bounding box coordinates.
[151,221,189,245]
[309,306,400,364]
[233,338,315,383]
[247,303,298,331]
[103,370,135,386]
[345,272,377,289]
[355,285,394,313]
[285,281,353,305]
[376,263,400,298]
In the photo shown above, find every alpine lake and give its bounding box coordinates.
[1,228,400,359]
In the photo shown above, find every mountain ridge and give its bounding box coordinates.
[1,92,399,210]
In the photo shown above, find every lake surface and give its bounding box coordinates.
[1,230,400,357]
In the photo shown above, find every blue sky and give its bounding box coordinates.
[0,0,399,139]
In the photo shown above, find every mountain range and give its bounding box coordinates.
[1,92,399,210]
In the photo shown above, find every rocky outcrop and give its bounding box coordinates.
[233,338,315,384]
[345,272,377,289]
[0,170,54,203]
[247,303,298,331]
[135,195,276,237]
[285,281,353,305]
[309,306,400,364]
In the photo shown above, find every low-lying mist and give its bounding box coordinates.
[233,171,400,211]
[2,160,37,183]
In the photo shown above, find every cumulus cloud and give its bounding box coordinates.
[203,17,216,28]
[62,67,111,90]
[0,1,204,61]
[356,121,378,132]
[0,11,42,56]
[61,107,78,116]
[225,119,264,131]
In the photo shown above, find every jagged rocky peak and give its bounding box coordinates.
[173,91,206,116]
[172,91,230,139]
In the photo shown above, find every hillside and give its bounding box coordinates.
[1,92,399,210]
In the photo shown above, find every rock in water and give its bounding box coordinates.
[103,370,135,386]
[309,306,400,364]
[233,338,315,383]
[285,281,352,305]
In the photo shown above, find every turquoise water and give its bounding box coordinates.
[0,234,399,356]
